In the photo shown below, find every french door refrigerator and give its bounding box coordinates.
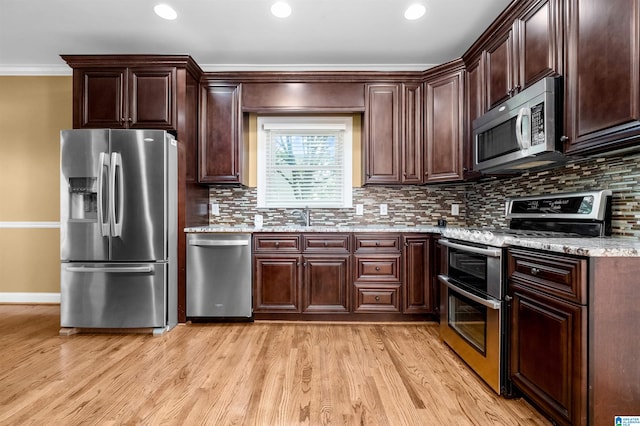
[60,129,177,333]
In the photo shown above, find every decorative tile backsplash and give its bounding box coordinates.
[209,151,640,238]
[466,152,640,238]
[208,185,468,228]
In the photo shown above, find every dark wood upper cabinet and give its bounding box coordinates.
[199,82,242,184]
[67,64,177,130]
[363,83,402,184]
[484,0,561,110]
[401,83,424,184]
[564,0,640,155]
[464,57,484,179]
[425,67,464,183]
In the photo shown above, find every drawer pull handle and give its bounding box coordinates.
[275,242,280,248]
[375,266,381,271]
[375,296,381,301]
[531,267,540,275]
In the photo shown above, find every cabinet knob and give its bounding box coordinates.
[274,242,280,248]
[375,241,380,246]
[375,266,381,271]
[404,242,409,247]
[560,135,569,142]
[375,296,381,301]
[505,295,513,303]
[531,267,540,275]
[128,117,133,122]
[303,262,308,267]
[120,118,126,123]
[296,262,301,267]
[515,84,521,92]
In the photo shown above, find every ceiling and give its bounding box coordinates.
[0,0,513,74]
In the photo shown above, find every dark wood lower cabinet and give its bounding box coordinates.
[302,255,350,313]
[510,283,586,426]
[253,232,435,321]
[508,248,640,426]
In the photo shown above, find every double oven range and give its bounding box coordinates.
[437,190,612,395]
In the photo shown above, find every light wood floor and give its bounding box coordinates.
[0,305,550,425]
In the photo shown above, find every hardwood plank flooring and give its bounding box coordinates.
[0,305,550,425]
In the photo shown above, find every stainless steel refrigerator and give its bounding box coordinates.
[60,129,177,334]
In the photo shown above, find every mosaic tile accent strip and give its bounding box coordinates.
[208,185,468,228]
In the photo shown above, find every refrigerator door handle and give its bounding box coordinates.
[110,152,124,238]
[97,152,110,237]
[65,265,153,273]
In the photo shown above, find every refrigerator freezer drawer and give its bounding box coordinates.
[61,262,167,328]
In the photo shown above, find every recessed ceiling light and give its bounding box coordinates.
[154,4,177,20]
[404,4,426,20]
[271,1,292,18]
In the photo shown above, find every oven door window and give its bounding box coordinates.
[448,248,487,292]
[448,290,487,355]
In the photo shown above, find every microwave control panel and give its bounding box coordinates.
[531,102,545,146]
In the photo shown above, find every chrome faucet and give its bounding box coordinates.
[292,206,311,226]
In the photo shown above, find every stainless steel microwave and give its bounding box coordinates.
[473,77,567,174]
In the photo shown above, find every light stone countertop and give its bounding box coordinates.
[185,225,640,257]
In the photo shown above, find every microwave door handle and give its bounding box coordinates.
[515,107,532,150]
[97,152,110,237]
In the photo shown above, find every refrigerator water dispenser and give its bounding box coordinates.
[68,177,97,220]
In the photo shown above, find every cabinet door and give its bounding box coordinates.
[302,255,350,313]
[402,235,432,314]
[253,255,301,313]
[485,29,515,110]
[199,83,242,183]
[509,283,587,426]
[75,68,127,129]
[128,67,176,129]
[464,58,484,179]
[364,84,401,184]
[425,71,464,183]
[515,0,562,91]
[564,0,640,155]
[401,83,424,184]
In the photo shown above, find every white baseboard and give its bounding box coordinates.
[0,292,60,304]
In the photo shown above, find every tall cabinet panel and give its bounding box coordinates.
[363,84,401,184]
[199,83,242,184]
[401,83,424,184]
[425,68,464,183]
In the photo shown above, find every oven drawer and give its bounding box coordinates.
[508,248,587,304]
[353,284,401,312]
[253,234,300,252]
[354,255,401,282]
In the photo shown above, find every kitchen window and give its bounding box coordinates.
[257,116,353,208]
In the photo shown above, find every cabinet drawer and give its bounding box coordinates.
[302,234,350,253]
[354,255,401,282]
[354,284,401,312]
[253,234,300,252]
[354,234,401,252]
[508,248,587,304]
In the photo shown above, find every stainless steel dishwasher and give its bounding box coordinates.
[186,233,252,319]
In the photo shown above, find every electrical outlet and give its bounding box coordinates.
[380,204,388,216]
[451,204,460,216]
[210,203,220,216]
[355,204,364,216]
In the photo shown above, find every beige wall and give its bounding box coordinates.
[0,76,72,294]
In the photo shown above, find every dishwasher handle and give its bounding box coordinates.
[189,239,249,247]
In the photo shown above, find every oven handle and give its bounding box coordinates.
[438,239,502,258]
[438,274,502,310]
